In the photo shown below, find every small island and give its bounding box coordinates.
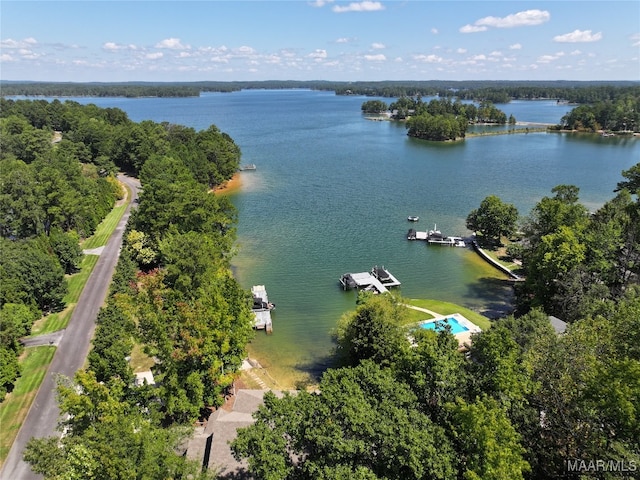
[362,97,512,141]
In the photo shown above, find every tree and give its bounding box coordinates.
[522,184,589,248]
[361,100,388,114]
[232,361,457,480]
[615,162,640,194]
[448,396,530,480]
[334,293,410,367]
[24,371,214,480]
[47,228,83,274]
[0,237,67,312]
[466,195,518,245]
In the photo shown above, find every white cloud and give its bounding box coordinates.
[308,49,327,60]
[335,37,352,44]
[146,52,163,60]
[371,42,385,49]
[462,9,549,33]
[431,28,438,35]
[333,1,384,13]
[631,33,640,47]
[460,24,487,33]
[537,52,565,63]
[509,43,522,50]
[413,54,443,63]
[570,49,582,56]
[489,51,503,57]
[477,9,550,28]
[103,42,137,52]
[457,48,467,54]
[364,53,386,61]
[235,46,256,55]
[553,30,602,43]
[155,38,190,50]
[309,0,334,7]
[0,53,14,62]
[1,37,38,49]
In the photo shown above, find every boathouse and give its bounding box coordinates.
[339,266,401,294]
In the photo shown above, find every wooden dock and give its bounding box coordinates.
[251,285,273,333]
[339,266,401,294]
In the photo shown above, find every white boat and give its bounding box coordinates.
[407,216,420,222]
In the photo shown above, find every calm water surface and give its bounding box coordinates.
[34,91,640,385]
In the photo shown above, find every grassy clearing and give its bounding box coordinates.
[81,201,127,250]
[30,254,100,336]
[405,298,492,330]
[0,346,56,466]
[129,343,155,373]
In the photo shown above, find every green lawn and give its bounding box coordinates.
[0,346,56,466]
[405,298,493,330]
[80,198,128,250]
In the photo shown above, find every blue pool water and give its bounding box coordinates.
[420,317,469,334]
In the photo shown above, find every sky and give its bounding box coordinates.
[1,0,639,82]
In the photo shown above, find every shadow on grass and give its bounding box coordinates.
[465,276,516,320]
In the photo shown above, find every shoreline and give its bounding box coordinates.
[212,172,242,195]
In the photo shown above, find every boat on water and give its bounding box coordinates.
[240,164,257,171]
[407,215,420,222]
[407,223,465,246]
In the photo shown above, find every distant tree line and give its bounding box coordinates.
[0,98,243,401]
[2,80,638,104]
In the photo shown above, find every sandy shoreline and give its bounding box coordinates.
[212,172,242,195]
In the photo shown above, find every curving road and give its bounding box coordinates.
[1,174,140,480]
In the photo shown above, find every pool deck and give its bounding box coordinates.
[405,305,482,348]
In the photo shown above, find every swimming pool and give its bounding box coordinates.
[420,317,469,334]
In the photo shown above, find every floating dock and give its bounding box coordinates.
[251,285,273,333]
[339,266,401,294]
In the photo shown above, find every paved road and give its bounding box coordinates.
[1,175,140,480]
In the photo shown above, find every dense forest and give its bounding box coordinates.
[2,80,639,105]
[231,170,640,480]
[0,98,246,405]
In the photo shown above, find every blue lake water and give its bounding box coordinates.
[25,90,640,385]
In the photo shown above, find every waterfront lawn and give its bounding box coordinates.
[482,246,522,275]
[30,254,100,336]
[0,346,56,466]
[406,298,492,331]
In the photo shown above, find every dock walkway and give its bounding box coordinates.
[251,285,273,333]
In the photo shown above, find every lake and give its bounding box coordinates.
[28,90,640,386]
